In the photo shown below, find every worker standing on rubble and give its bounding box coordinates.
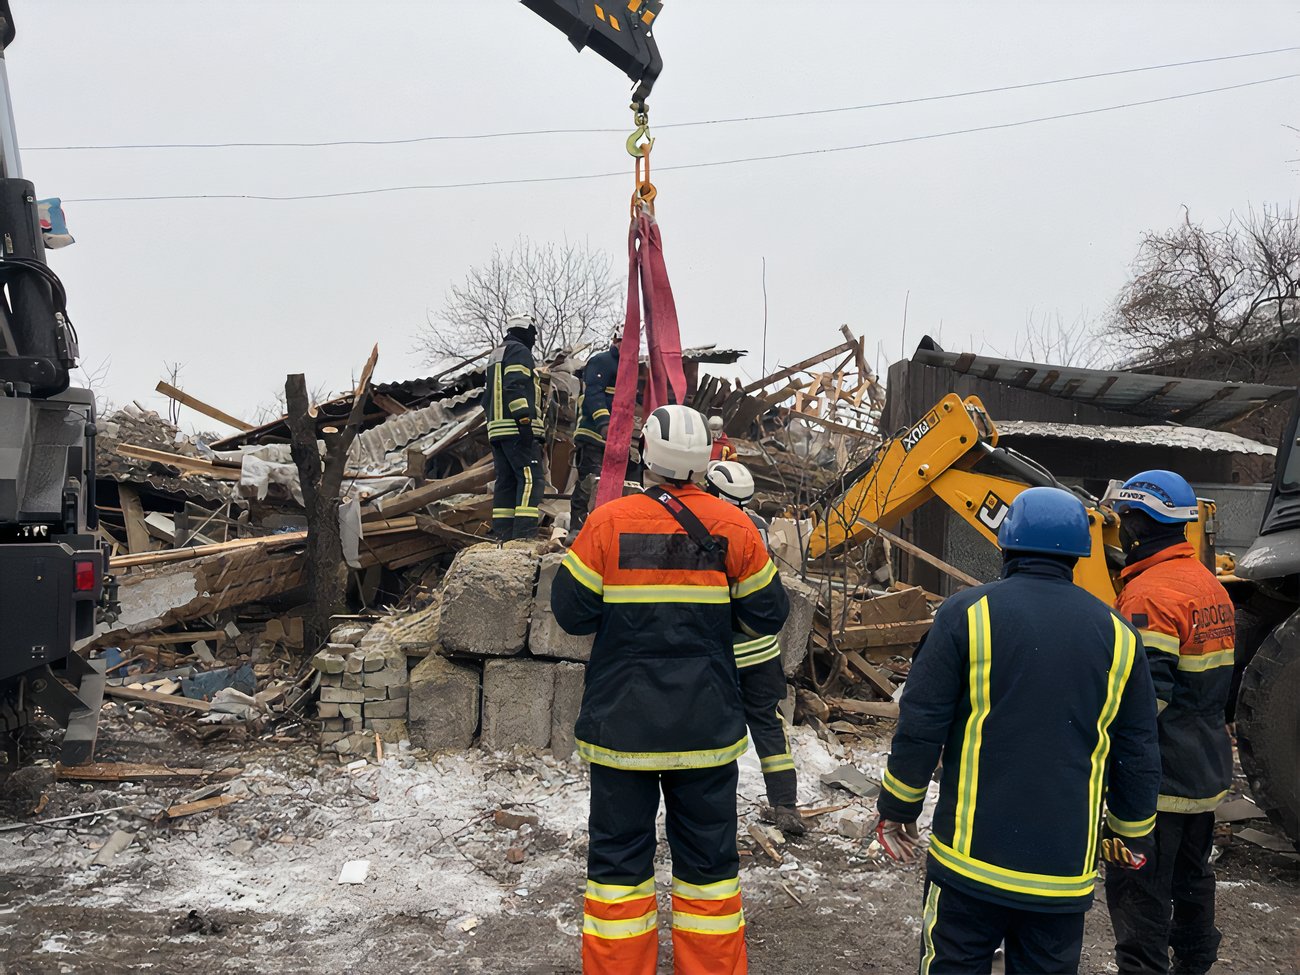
[705,460,804,836]
[552,405,789,975]
[567,333,621,542]
[876,487,1161,975]
[708,415,736,462]
[484,313,545,541]
[1103,470,1235,975]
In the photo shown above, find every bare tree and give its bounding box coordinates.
[162,361,183,425]
[1107,204,1299,381]
[252,380,333,427]
[984,311,1110,368]
[416,238,620,364]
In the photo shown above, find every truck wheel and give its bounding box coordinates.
[1236,609,1300,851]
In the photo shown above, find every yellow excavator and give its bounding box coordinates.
[806,392,1218,603]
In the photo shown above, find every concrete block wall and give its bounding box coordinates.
[317,541,814,761]
[312,643,410,756]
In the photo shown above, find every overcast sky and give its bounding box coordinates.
[8,1,1297,426]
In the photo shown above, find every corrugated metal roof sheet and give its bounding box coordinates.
[997,420,1276,456]
[911,338,1293,428]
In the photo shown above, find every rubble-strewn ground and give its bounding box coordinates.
[1,717,1296,975]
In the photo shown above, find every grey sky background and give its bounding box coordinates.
[8,1,1297,427]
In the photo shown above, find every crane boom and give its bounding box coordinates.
[520,0,664,110]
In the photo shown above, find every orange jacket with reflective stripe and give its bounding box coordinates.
[551,483,789,770]
[1117,541,1234,812]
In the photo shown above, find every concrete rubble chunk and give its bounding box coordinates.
[779,574,818,676]
[320,686,365,704]
[329,622,371,646]
[529,554,595,662]
[481,659,555,751]
[345,654,365,675]
[364,698,408,719]
[438,546,539,657]
[549,662,585,760]
[363,651,386,673]
[407,653,481,752]
[310,651,346,675]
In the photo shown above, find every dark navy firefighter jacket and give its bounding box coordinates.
[877,557,1161,912]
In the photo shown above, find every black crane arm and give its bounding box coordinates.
[520,0,663,111]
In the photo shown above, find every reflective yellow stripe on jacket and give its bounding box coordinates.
[1084,616,1138,869]
[953,597,993,854]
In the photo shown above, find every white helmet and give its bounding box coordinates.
[708,415,725,433]
[506,312,536,329]
[706,461,754,506]
[642,405,712,481]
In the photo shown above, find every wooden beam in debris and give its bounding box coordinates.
[740,339,856,394]
[842,651,900,699]
[110,530,307,570]
[834,620,933,650]
[104,686,213,712]
[117,485,152,556]
[155,380,254,431]
[366,459,494,520]
[56,763,239,782]
[826,698,900,719]
[116,444,241,480]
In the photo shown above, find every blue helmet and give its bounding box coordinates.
[1106,470,1198,524]
[998,487,1092,558]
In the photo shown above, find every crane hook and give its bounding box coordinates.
[626,110,653,158]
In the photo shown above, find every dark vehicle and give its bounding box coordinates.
[0,0,112,771]
[1234,390,1300,849]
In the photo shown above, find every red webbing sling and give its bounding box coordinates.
[594,199,688,509]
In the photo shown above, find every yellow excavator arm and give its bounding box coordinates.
[808,393,1216,602]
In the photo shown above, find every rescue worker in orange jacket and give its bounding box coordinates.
[552,404,789,975]
[1103,470,1235,975]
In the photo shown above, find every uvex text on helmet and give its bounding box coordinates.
[1106,470,1198,524]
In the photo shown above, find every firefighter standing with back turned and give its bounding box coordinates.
[876,487,1162,975]
[1102,470,1235,975]
[552,404,789,975]
[484,313,544,541]
[705,460,806,837]
[567,333,621,542]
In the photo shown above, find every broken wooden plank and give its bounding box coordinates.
[121,629,226,647]
[117,485,152,557]
[104,686,212,712]
[110,530,307,569]
[842,651,899,700]
[746,823,783,864]
[116,444,242,479]
[165,794,245,819]
[56,762,237,782]
[367,461,494,520]
[834,620,933,650]
[741,339,856,394]
[156,380,254,431]
[826,698,900,719]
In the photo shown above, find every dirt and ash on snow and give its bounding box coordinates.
[0,713,1296,975]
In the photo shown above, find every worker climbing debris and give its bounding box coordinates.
[1103,470,1237,975]
[706,460,805,836]
[552,405,789,975]
[876,487,1161,974]
[484,313,545,541]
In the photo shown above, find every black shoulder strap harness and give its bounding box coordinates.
[643,486,721,556]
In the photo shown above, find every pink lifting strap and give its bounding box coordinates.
[593,209,688,509]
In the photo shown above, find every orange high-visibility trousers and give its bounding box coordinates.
[584,762,746,975]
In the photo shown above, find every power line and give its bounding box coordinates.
[63,73,1299,204]
[29,45,1300,151]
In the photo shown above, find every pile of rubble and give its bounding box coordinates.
[73,327,930,771]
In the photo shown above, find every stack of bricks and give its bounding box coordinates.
[312,643,410,756]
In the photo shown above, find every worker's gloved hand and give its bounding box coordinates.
[597,420,610,440]
[876,819,920,863]
[1100,827,1152,870]
[769,805,807,836]
[628,442,642,465]
[517,418,534,443]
